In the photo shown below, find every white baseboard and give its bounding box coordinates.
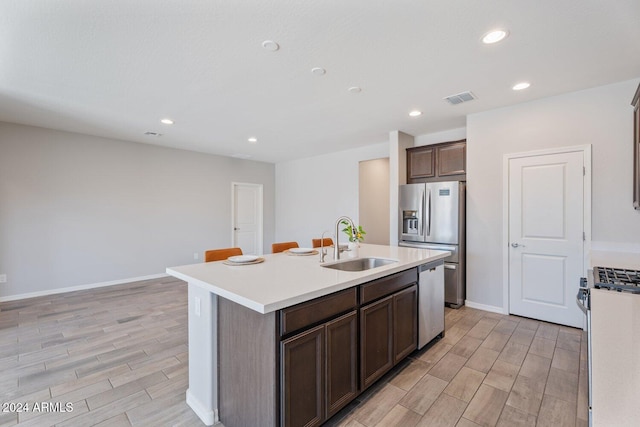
[0,273,170,302]
[186,389,219,426]
[464,300,507,314]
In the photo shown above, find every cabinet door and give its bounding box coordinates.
[437,143,466,176]
[281,325,325,427]
[408,147,435,179]
[393,285,418,363]
[360,295,394,390]
[325,311,358,418]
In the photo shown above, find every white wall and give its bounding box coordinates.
[414,127,466,147]
[275,143,388,249]
[0,122,275,299]
[359,158,390,245]
[466,79,640,309]
[389,131,414,244]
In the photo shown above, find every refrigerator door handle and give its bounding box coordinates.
[418,190,424,237]
[426,189,431,237]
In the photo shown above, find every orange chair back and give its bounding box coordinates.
[311,238,333,248]
[204,247,243,262]
[272,241,299,253]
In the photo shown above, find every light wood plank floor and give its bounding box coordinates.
[0,278,587,427]
[0,278,203,427]
[328,304,588,427]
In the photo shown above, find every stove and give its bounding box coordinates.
[577,265,640,426]
[593,266,640,293]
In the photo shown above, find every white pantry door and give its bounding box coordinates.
[508,150,585,328]
[232,183,263,255]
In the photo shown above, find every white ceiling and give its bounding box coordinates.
[1,1,639,163]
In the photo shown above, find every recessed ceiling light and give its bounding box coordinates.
[482,29,509,44]
[262,40,279,51]
[160,118,174,125]
[409,110,423,117]
[512,82,531,91]
[311,67,326,76]
[248,137,258,143]
[348,86,362,93]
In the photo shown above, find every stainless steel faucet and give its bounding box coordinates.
[334,216,356,261]
[319,230,330,263]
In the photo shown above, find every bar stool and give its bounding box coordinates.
[204,247,243,262]
[272,241,299,253]
[311,238,333,248]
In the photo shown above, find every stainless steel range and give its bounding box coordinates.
[593,267,640,293]
[577,266,640,426]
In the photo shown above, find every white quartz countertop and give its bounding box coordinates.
[166,243,450,314]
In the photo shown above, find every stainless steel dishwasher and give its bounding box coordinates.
[418,260,445,349]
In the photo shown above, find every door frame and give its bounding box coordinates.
[231,182,264,255]
[502,144,592,315]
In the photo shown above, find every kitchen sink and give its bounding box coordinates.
[321,257,397,272]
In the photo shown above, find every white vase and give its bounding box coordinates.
[347,242,359,258]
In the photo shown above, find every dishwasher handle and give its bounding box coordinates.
[419,261,444,273]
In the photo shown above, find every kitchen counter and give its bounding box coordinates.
[167,243,450,314]
[588,250,640,427]
[166,243,449,426]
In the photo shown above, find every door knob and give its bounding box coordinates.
[511,243,525,248]
[234,227,240,231]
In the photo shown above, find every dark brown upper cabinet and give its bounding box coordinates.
[633,83,640,210]
[407,139,466,183]
[407,145,435,179]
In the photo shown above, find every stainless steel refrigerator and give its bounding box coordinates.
[398,181,466,307]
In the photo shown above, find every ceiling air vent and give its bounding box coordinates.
[443,91,477,105]
[144,131,163,137]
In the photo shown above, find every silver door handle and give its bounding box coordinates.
[444,264,456,270]
[511,243,525,248]
[426,190,432,237]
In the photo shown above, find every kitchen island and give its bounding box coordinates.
[167,243,449,427]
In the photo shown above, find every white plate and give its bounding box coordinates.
[227,255,259,263]
[288,248,314,254]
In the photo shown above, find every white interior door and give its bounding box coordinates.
[508,150,585,327]
[232,183,263,255]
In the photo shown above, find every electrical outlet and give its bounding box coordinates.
[0,274,6,283]
[193,252,199,260]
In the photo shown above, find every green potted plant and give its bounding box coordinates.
[341,221,366,256]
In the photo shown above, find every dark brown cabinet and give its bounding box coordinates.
[360,295,394,390]
[279,269,419,426]
[393,285,418,363]
[222,267,422,427]
[281,325,325,427]
[407,140,466,182]
[407,146,435,179]
[436,142,466,177]
[360,283,418,390]
[325,312,358,418]
[633,83,639,210]
[280,308,358,427]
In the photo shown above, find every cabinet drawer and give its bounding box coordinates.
[279,288,357,337]
[360,269,417,305]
